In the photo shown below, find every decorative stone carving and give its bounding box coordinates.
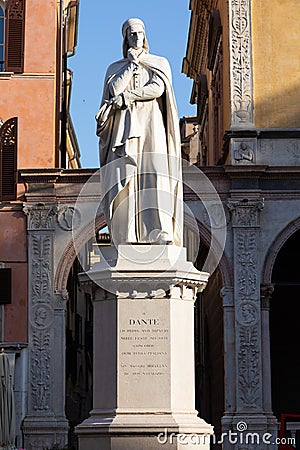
[23,204,57,230]
[228,200,264,228]
[238,326,260,408]
[228,199,263,412]
[236,231,257,300]
[237,301,258,325]
[57,205,81,231]
[31,331,51,411]
[229,0,254,127]
[203,202,230,229]
[231,139,257,165]
[30,304,53,330]
[31,235,52,305]
[23,202,68,448]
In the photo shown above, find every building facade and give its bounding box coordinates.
[0,1,80,448]
[182,0,300,446]
[1,1,300,449]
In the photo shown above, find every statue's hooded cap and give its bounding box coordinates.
[122,18,149,57]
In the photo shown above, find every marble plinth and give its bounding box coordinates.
[76,245,213,450]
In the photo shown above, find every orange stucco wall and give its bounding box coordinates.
[0,211,28,342]
[24,0,57,74]
[1,77,56,168]
[252,0,300,128]
[0,0,58,168]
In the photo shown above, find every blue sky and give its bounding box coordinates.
[69,1,196,168]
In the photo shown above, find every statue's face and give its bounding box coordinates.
[126,24,144,50]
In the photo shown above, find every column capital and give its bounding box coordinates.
[260,284,274,310]
[227,199,264,228]
[220,286,234,307]
[54,290,69,312]
[23,203,57,231]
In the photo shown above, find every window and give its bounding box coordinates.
[0,0,26,73]
[0,117,18,200]
[207,9,223,164]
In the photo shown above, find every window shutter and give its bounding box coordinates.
[197,74,208,124]
[5,0,25,73]
[207,9,222,71]
[0,117,17,201]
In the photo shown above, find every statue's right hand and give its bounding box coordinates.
[127,48,141,64]
[109,95,124,109]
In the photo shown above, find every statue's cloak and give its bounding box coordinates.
[97,53,183,245]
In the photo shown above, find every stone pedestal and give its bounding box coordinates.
[76,245,213,450]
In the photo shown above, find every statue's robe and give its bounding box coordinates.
[98,52,183,245]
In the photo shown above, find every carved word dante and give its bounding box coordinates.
[129,318,160,326]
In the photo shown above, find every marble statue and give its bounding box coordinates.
[96,18,183,246]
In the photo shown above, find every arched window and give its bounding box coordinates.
[0,117,18,200]
[0,3,4,72]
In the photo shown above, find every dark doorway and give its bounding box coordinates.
[270,229,300,419]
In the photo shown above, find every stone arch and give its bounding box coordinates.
[262,216,300,285]
[54,213,106,291]
[194,218,233,287]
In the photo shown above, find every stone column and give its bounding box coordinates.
[260,285,278,436]
[227,200,274,446]
[22,204,68,450]
[76,244,213,450]
[220,286,236,448]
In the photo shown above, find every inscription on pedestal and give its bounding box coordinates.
[119,300,170,408]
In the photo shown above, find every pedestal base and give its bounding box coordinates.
[77,412,212,450]
[76,245,212,450]
[22,415,68,450]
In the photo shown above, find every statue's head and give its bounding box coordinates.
[122,18,149,57]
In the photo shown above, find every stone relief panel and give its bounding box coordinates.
[31,331,51,411]
[23,204,56,416]
[202,202,230,229]
[57,206,81,231]
[238,326,260,408]
[229,0,254,127]
[23,203,70,446]
[231,138,257,165]
[236,231,257,300]
[228,200,263,412]
[30,304,54,330]
[31,235,52,305]
[236,301,258,326]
